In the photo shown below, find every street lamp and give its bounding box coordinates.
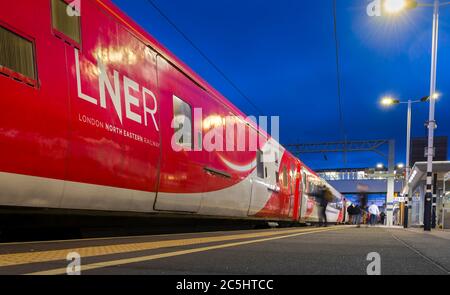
[380,95,432,227]
[384,0,406,13]
[381,0,450,231]
[383,0,418,14]
[376,163,385,171]
[380,97,399,106]
[380,94,432,181]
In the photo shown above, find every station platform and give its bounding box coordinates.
[0,226,449,275]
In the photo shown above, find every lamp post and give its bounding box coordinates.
[443,173,449,228]
[380,95,434,227]
[380,96,431,182]
[381,0,449,231]
[424,0,439,232]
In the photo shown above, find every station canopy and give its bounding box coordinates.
[405,161,450,194]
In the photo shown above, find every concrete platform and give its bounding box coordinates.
[0,226,449,275]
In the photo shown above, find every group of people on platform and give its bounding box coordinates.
[347,202,386,227]
[344,186,386,227]
[311,184,387,227]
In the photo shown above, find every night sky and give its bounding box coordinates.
[112,0,450,170]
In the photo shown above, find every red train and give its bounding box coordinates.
[0,0,346,226]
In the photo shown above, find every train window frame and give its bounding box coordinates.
[173,95,194,150]
[301,171,307,194]
[256,150,264,179]
[0,24,38,87]
[308,181,316,195]
[50,0,82,48]
[282,166,288,189]
[290,164,296,195]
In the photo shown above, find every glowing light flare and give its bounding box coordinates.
[80,62,101,80]
[94,47,138,66]
[384,0,407,14]
[203,115,226,130]
[218,154,256,173]
[432,92,441,100]
[408,169,418,183]
[380,96,399,107]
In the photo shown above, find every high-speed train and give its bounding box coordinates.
[0,0,346,226]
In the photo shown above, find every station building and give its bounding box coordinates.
[405,161,450,229]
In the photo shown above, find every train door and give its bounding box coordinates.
[278,157,297,219]
[248,141,279,216]
[299,169,309,220]
[248,150,269,215]
[198,99,253,217]
[280,164,290,217]
[292,162,302,220]
[287,162,297,219]
[154,56,207,213]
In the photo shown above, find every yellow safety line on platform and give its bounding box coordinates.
[29,227,346,275]
[0,226,347,268]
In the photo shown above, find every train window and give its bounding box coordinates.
[275,172,280,184]
[0,26,36,81]
[173,95,193,148]
[301,173,305,194]
[282,166,288,188]
[51,0,81,44]
[256,150,264,178]
[309,181,316,195]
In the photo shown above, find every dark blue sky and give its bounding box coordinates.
[112,0,450,169]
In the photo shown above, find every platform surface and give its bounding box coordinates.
[0,226,449,275]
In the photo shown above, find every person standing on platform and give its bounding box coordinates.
[318,195,328,227]
[310,185,332,227]
[347,204,355,225]
[380,211,386,225]
[319,186,333,227]
[356,184,369,226]
[353,204,362,227]
[368,203,380,226]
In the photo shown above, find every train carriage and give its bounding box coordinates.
[0,0,345,226]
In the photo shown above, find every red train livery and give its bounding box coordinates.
[0,0,346,224]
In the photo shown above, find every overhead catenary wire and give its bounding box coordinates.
[145,0,264,116]
[332,0,348,164]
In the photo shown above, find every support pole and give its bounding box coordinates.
[432,173,438,229]
[424,0,440,231]
[404,100,412,228]
[443,176,447,229]
[386,140,395,227]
